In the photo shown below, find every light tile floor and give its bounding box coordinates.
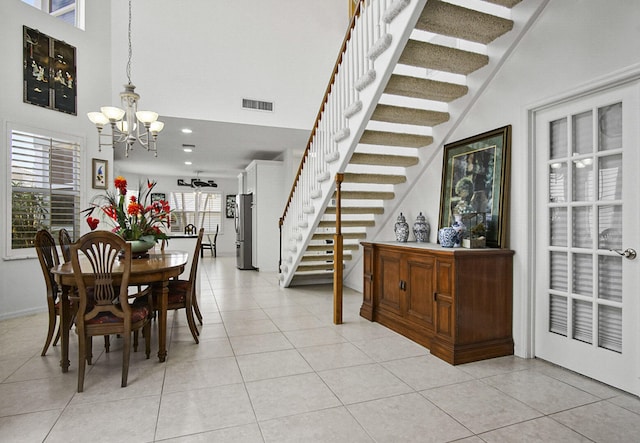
[1,256,639,442]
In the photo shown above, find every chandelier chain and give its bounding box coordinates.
[126,0,132,85]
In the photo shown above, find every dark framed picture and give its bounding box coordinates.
[438,125,511,248]
[23,27,51,108]
[92,158,108,189]
[52,39,76,114]
[226,195,236,218]
[23,26,77,115]
[151,193,166,202]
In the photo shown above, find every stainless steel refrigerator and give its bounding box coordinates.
[235,193,253,270]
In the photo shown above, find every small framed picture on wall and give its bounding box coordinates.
[92,158,108,189]
[151,193,166,202]
[226,195,236,218]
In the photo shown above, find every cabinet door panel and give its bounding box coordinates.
[360,244,374,320]
[406,254,435,329]
[378,251,402,315]
[436,297,453,339]
[435,259,455,340]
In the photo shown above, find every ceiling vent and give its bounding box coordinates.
[242,98,274,112]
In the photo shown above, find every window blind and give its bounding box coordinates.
[170,191,222,234]
[10,130,80,250]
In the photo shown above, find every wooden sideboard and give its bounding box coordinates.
[360,241,514,365]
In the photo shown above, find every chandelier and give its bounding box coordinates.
[87,0,163,157]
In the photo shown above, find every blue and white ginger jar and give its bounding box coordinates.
[438,227,458,248]
[394,213,409,242]
[413,212,429,242]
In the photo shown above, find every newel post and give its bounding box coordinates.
[333,173,344,324]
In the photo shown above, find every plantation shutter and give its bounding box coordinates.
[10,129,80,250]
[170,191,221,233]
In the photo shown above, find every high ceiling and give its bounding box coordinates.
[113,116,310,179]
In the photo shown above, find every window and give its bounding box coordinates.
[10,128,81,256]
[170,191,222,234]
[21,0,84,29]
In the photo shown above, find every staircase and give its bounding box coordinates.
[279,0,547,287]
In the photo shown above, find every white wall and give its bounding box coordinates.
[0,1,112,319]
[344,0,640,358]
[109,0,348,130]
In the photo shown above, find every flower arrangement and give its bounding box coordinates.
[83,176,171,244]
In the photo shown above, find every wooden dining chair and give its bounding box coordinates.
[35,229,70,356]
[184,223,197,235]
[58,228,73,263]
[71,231,152,392]
[200,224,218,258]
[152,228,204,343]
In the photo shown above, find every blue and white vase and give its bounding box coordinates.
[438,227,458,247]
[413,212,429,243]
[452,214,466,247]
[394,213,409,242]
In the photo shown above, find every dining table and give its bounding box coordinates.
[51,249,189,372]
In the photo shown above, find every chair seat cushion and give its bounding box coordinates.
[152,280,189,305]
[85,305,150,325]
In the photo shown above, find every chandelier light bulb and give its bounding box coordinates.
[100,106,126,121]
[87,112,109,127]
[136,110,158,124]
[150,121,164,134]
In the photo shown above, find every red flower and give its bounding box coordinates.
[86,216,99,230]
[127,202,143,215]
[84,176,171,242]
[114,176,127,195]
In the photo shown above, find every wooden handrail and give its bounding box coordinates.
[280,0,365,223]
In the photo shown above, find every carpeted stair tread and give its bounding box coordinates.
[343,172,406,184]
[349,152,419,167]
[306,243,360,252]
[318,220,375,227]
[360,130,433,148]
[296,263,340,272]
[482,0,522,8]
[417,0,514,44]
[399,40,489,75]
[372,104,450,126]
[385,75,469,102]
[324,206,384,215]
[333,190,395,200]
[301,254,352,262]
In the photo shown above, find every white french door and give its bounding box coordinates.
[534,81,640,395]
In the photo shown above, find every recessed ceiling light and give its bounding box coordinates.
[183,147,193,153]
[184,161,192,165]
[181,128,193,134]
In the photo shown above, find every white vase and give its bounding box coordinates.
[127,239,155,255]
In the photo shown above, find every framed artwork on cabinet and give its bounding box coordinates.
[438,125,511,248]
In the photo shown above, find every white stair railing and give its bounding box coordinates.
[279,0,428,286]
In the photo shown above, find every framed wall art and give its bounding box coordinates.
[226,195,236,218]
[92,158,108,189]
[151,193,166,202]
[438,125,511,248]
[23,26,77,115]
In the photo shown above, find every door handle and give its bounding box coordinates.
[610,248,637,260]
